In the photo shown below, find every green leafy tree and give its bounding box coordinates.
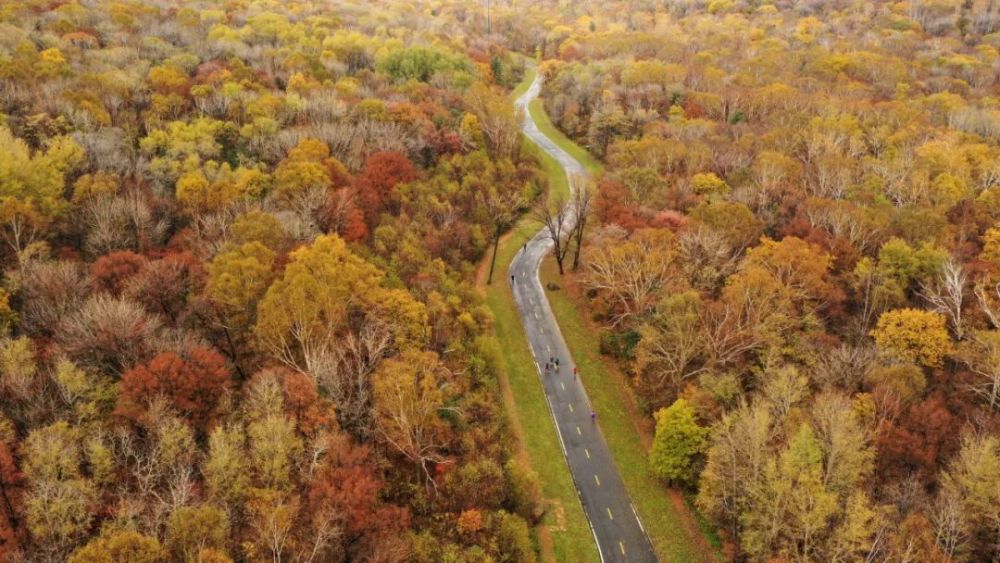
[650,398,709,487]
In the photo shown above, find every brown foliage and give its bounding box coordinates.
[876,392,965,486]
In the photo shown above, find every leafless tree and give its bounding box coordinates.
[17,259,90,336]
[921,258,967,340]
[678,226,738,291]
[72,127,135,176]
[931,484,968,558]
[534,194,572,275]
[110,405,197,535]
[812,343,878,391]
[81,194,169,257]
[310,320,392,441]
[570,178,593,271]
[57,294,162,374]
[582,227,677,325]
[700,286,793,368]
[957,331,1000,411]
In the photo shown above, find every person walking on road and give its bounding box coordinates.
[591,411,596,422]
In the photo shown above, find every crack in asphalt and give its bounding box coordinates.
[511,71,658,563]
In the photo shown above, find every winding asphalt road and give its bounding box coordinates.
[511,73,657,563]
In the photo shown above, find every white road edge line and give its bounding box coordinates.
[631,503,647,534]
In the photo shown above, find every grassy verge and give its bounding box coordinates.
[480,69,598,563]
[540,260,723,562]
[527,99,601,175]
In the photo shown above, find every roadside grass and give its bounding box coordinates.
[526,99,601,175]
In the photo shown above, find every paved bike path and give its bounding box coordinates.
[511,72,657,563]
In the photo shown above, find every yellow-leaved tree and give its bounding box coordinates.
[871,308,953,367]
[255,234,427,375]
[0,126,83,263]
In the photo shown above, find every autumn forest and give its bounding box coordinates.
[0,0,999,562]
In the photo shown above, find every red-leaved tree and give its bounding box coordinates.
[352,151,418,230]
[307,432,409,558]
[90,250,147,295]
[117,345,231,431]
[281,370,335,437]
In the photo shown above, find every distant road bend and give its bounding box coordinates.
[512,73,658,563]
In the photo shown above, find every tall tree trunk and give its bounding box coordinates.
[487,224,502,284]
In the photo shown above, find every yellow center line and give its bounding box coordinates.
[619,542,625,555]
[607,508,613,520]
[584,448,590,459]
[560,382,565,390]
[568,403,574,412]
[594,475,600,486]
[576,426,581,435]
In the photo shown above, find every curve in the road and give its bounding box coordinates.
[512,71,658,563]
